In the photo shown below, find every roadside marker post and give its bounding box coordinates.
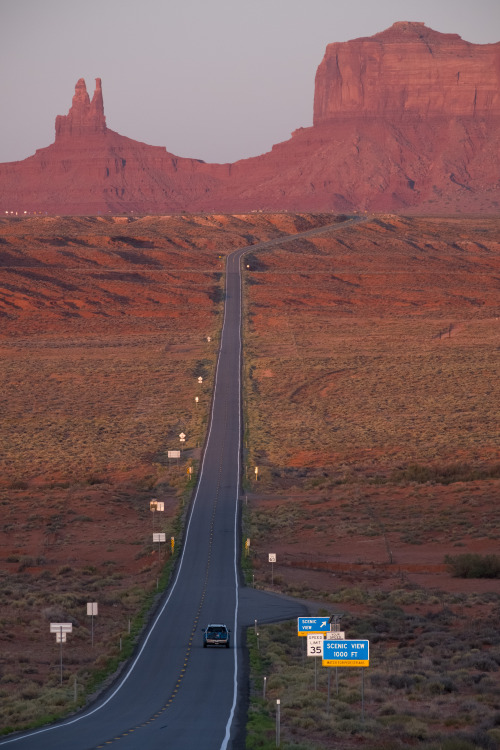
[268,553,276,585]
[153,532,166,560]
[86,602,98,647]
[50,623,72,684]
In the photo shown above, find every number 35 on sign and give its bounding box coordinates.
[307,634,325,657]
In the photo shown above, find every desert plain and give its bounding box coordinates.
[0,212,499,749]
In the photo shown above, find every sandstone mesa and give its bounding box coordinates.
[0,21,499,215]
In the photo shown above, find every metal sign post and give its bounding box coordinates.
[153,532,166,560]
[50,623,72,684]
[268,553,276,585]
[86,602,98,647]
[276,699,280,747]
[307,634,325,690]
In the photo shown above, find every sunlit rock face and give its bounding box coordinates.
[313,22,500,123]
[0,23,499,215]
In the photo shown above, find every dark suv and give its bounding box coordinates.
[202,623,230,648]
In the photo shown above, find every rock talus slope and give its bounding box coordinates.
[0,22,499,214]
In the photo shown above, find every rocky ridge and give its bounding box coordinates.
[0,22,499,214]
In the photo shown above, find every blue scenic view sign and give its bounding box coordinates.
[297,617,331,636]
[322,639,369,667]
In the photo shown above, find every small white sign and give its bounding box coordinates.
[268,553,276,563]
[307,634,325,656]
[179,433,186,440]
[56,632,67,643]
[326,631,345,640]
[50,622,72,633]
[156,502,165,511]
[198,377,203,383]
[86,602,98,616]
[168,450,181,458]
[153,533,166,543]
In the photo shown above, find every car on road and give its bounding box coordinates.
[202,623,230,648]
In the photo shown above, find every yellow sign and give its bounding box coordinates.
[245,538,250,548]
[323,659,369,667]
[171,537,175,551]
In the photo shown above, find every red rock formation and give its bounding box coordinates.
[314,22,500,122]
[0,23,499,215]
[55,78,107,139]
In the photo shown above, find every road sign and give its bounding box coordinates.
[322,640,369,667]
[168,450,181,458]
[50,623,72,633]
[307,634,325,656]
[179,433,186,440]
[153,533,166,543]
[268,553,276,563]
[326,631,345,640]
[86,602,98,616]
[56,632,67,643]
[297,617,330,636]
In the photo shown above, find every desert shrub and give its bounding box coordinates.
[9,480,28,490]
[392,463,500,485]
[445,554,500,579]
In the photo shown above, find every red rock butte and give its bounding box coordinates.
[0,22,499,215]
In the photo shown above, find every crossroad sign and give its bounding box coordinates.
[297,617,330,636]
[322,640,369,667]
[307,634,325,656]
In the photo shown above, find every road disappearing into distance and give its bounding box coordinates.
[0,217,359,749]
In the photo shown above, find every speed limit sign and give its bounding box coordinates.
[307,634,325,656]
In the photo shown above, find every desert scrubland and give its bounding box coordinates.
[0,213,499,748]
[242,215,500,749]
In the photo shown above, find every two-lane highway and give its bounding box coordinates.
[1,218,358,749]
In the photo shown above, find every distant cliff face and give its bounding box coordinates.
[0,23,499,215]
[313,22,500,123]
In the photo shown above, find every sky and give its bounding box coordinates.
[0,0,499,165]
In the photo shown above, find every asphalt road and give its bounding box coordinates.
[0,219,357,750]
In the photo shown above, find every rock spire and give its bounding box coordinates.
[55,78,107,140]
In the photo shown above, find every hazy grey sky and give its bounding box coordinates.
[0,0,499,164]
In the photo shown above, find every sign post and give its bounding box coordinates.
[86,602,98,647]
[50,623,72,684]
[307,634,325,690]
[153,532,166,560]
[268,553,276,585]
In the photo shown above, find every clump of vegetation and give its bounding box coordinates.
[445,553,500,578]
[392,463,500,485]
